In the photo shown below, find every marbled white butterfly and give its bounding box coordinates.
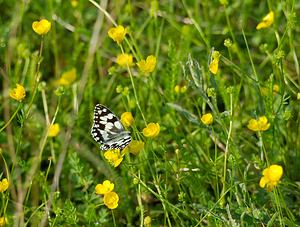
[91,104,131,150]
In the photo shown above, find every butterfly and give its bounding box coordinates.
[91,104,131,151]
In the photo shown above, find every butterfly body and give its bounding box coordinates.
[91,104,131,150]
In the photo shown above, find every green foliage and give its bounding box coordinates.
[0,0,300,226]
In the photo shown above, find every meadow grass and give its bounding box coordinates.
[1,0,300,226]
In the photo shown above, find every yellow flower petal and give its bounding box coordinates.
[142,123,160,138]
[9,84,26,102]
[0,178,9,193]
[116,54,134,67]
[259,164,283,191]
[95,180,114,195]
[108,25,127,44]
[256,11,274,30]
[201,113,213,125]
[103,191,119,209]
[127,140,144,155]
[48,123,60,137]
[247,116,270,132]
[137,55,157,74]
[32,19,51,35]
[120,112,134,127]
[0,217,7,226]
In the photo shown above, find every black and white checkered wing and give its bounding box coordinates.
[91,104,131,150]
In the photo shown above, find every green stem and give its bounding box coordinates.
[120,46,147,124]
[0,104,22,133]
[220,92,233,206]
[25,38,44,118]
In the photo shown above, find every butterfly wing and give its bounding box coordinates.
[91,104,131,150]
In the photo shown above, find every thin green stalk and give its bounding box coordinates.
[89,0,116,26]
[220,91,233,206]
[0,103,22,133]
[136,171,144,227]
[25,38,44,119]
[258,131,269,165]
[120,46,147,124]
[111,210,116,227]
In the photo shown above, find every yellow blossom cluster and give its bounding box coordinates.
[95,180,119,209]
[108,25,157,74]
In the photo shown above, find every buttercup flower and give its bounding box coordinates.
[174,85,187,94]
[137,55,157,74]
[103,191,119,209]
[142,123,160,138]
[48,123,60,137]
[108,25,127,44]
[201,113,213,125]
[247,116,270,132]
[209,51,221,74]
[256,11,274,30]
[121,112,134,127]
[10,84,26,102]
[0,217,7,227]
[116,53,134,67]
[259,164,283,191]
[104,149,123,167]
[32,19,51,35]
[273,84,279,93]
[71,0,78,7]
[56,68,77,86]
[0,178,9,193]
[126,140,145,155]
[144,216,152,227]
[95,180,114,195]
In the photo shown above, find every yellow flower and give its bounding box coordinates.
[71,0,78,7]
[104,149,123,167]
[201,113,213,125]
[116,53,134,67]
[0,217,7,227]
[56,68,77,86]
[10,84,26,102]
[247,116,270,132]
[174,85,187,94]
[297,92,300,100]
[144,216,152,227]
[209,51,221,74]
[32,19,51,35]
[103,191,119,209]
[108,25,127,45]
[95,180,114,195]
[137,55,157,74]
[256,11,274,30]
[142,123,160,138]
[273,84,279,93]
[126,140,145,155]
[120,112,134,127]
[259,164,283,191]
[48,123,60,137]
[0,178,9,193]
